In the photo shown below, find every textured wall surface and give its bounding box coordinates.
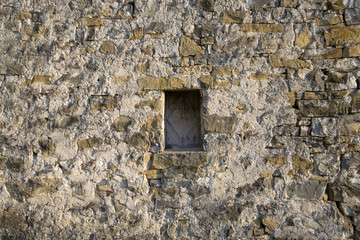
[1,0,360,239]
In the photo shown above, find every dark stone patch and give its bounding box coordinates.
[285,181,326,200]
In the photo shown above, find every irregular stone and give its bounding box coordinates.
[141,45,154,55]
[7,63,24,75]
[211,66,232,76]
[291,154,313,173]
[343,44,360,58]
[125,132,150,150]
[307,48,343,59]
[281,0,298,7]
[352,90,360,113]
[17,11,32,20]
[32,75,53,85]
[312,153,340,176]
[0,156,8,170]
[0,208,28,233]
[152,152,208,169]
[345,9,360,25]
[77,138,105,149]
[133,27,144,40]
[96,182,114,197]
[77,17,104,27]
[239,24,284,33]
[90,95,121,111]
[111,116,133,132]
[285,181,327,200]
[295,26,312,48]
[143,116,162,132]
[266,154,287,166]
[179,36,204,57]
[111,76,129,85]
[140,169,164,180]
[311,117,338,137]
[198,0,214,11]
[269,54,310,68]
[204,115,237,133]
[303,92,328,100]
[201,36,214,45]
[324,26,360,46]
[221,11,249,23]
[326,184,343,201]
[316,15,343,26]
[99,41,117,54]
[341,152,360,170]
[54,116,79,128]
[38,139,56,156]
[135,99,162,111]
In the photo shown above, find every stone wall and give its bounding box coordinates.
[1,0,360,239]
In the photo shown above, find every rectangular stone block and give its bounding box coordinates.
[138,77,190,90]
[343,44,360,58]
[285,181,327,200]
[298,100,350,117]
[324,26,360,46]
[352,90,360,113]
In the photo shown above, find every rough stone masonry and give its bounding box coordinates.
[0,0,360,239]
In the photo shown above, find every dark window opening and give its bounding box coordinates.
[165,90,203,151]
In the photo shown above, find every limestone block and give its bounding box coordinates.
[77,17,104,27]
[179,36,204,57]
[312,153,340,176]
[352,90,360,112]
[341,152,360,170]
[204,115,237,133]
[324,26,360,46]
[6,63,24,75]
[221,11,249,23]
[343,44,360,57]
[345,9,360,25]
[111,116,133,132]
[285,181,327,200]
[99,41,117,54]
[281,0,299,7]
[311,117,339,137]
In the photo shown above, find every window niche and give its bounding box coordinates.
[164,90,203,151]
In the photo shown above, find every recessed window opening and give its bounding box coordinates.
[165,90,203,151]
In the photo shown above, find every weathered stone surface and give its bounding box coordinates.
[239,24,284,32]
[99,41,117,54]
[204,115,237,133]
[295,26,312,48]
[179,36,204,57]
[0,156,8,170]
[152,152,208,169]
[90,95,121,111]
[7,63,24,75]
[298,100,350,117]
[281,0,298,8]
[77,17,104,27]
[198,0,214,11]
[324,26,360,46]
[352,90,360,113]
[77,138,105,149]
[38,139,56,155]
[111,116,133,132]
[311,117,338,136]
[343,44,360,57]
[125,132,150,150]
[341,152,360,170]
[285,181,327,200]
[345,9,360,25]
[221,11,249,23]
[138,77,190,90]
[269,54,310,68]
[32,75,53,85]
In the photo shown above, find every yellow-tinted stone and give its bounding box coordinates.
[221,11,249,23]
[269,55,310,68]
[292,154,313,173]
[343,44,360,57]
[111,76,129,85]
[295,27,312,48]
[308,48,343,59]
[249,73,270,80]
[199,75,215,87]
[324,26,360,46]
[179,35,204,57]
[133,27,144,40]
[266,154,287,166]
[262,218,279,227]
[138,77,189,90]
[239,24,284,33]
[99,41,117,54]
[143,116,162,131]
[77,17,104,27]
[135,61,149,73]
[18,11,32,20]
[316,15,343,26]
[281,0,298,7]
[32,75,53,85]
[212,66,232,76]
[77,138,104,149]
[135,99,162,111]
